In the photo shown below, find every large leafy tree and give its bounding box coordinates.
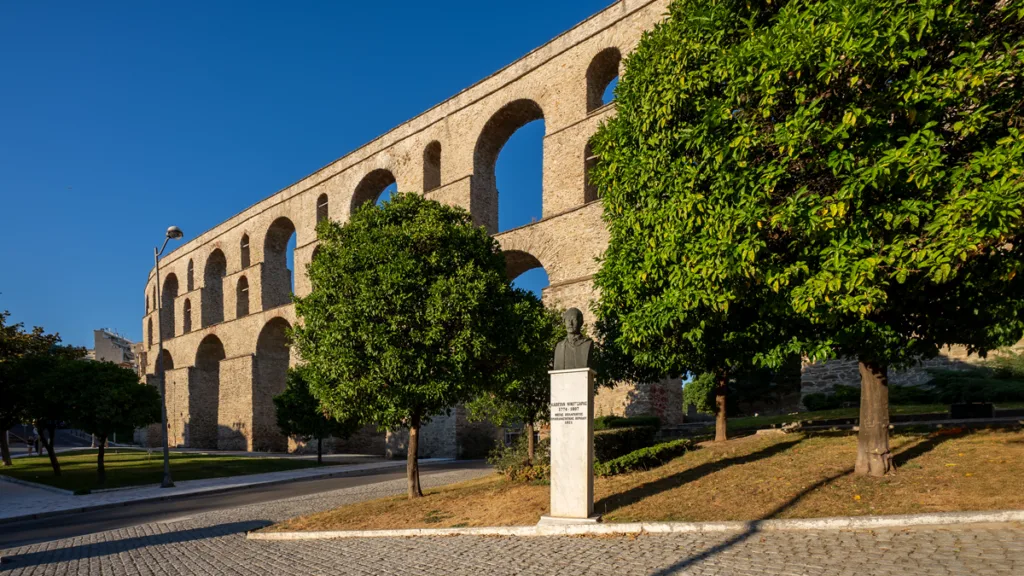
[0,310,61,466]
[293,193,522,497]
[71,361,160,486]
[18,345,88,475]
[274,368,361,464]
[467,291,564,464]
[592,0,1024,474]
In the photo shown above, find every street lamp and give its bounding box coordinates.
[154,225,183,488]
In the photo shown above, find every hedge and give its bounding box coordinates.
[594,415,661,432]
[595,439,693,477]
[593,426,657,462]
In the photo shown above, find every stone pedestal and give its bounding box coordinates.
[540,368,600,524]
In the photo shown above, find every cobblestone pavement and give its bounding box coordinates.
[2,468,1022,575]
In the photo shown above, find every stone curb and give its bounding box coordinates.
[0,474,75,496]
[0,459,443,526]
[246,509,1024,540]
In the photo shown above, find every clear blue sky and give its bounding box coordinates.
[0,0,616,347]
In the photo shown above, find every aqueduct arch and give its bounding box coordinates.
[143,1,684,454]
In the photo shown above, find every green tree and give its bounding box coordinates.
[293,193,522,497]
[18,345,88,475]
[467,291,564,464]
[591,0,1024,474]
[71,362,160,486]
[0,310,61,466]
[274,368,361,465]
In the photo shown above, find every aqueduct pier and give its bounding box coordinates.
[142,0,683,455]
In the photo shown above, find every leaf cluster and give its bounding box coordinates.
[274,367,361,441]
[292,193,530,430]
[592,0,1024,374]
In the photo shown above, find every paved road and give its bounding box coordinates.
[0,460,488,549]
[2,467,1021,576]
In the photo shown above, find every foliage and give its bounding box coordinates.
[682,372,718,415]
[487,435,551,483]
[274,368,361,449]
[0,310,62,465]
[594,426,658,462]
[72,362,160,440]
[595,0,1024,370]
[593,415,661,431]
[595,438,693,477]
[466,293,564,429]
[802,385,863,412]
[292,193,527,495]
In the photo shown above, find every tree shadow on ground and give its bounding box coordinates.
[648,430,967,575]
[595,438,804,517]
[0,521,269,570]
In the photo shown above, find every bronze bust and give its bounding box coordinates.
[553,308,593,370]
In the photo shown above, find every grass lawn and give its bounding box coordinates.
[267,426,1024,532]
[0,449,339,493]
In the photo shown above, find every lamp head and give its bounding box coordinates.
[166,226,184,240]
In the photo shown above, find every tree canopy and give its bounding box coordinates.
[72,361,161,486]
[467,290,564,462]
[275,368,361,464]
[0,310,62,466]
[292,192,525,496]
[592,0,1024,471]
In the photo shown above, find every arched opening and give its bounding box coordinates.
[587,47,621,112]
[316,194,329,224]
[473,99,545,233]
[183,299,192,333]
[262,217,296,310]
[351,169,397,213]
[146,292,150,314]
[254,317,292,452]
[504,250,550,299]
[147,317,153,347]
[584,139,600,203]
[202,249,227,327]
[158,349,174,372]
[240,234,251,269]
[423,141,442,192]
[161,274,179,340]
[236,276,250,318]
[192,335,225,449]
[187,259,195,292]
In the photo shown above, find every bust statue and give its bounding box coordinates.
[553,308,593,370]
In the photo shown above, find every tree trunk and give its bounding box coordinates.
[96,435,107,487]
[0,431,11,466]
[407,414,423,498]
[714,372,728,442]
[317,435,323,465]
[525,421,535,465]
[37,422,60,476]
[855,358,892,477]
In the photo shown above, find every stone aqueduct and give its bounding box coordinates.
[143,0,682,454]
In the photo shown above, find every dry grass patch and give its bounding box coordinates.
[267,427,1024,532]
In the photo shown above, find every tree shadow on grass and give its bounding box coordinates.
[0,521,269,570]
[648,430,968,576]
[595,438,804,517]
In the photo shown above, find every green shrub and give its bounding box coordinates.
[487,435,550,482]
[594,426,656,462]
[803,383,944,412]
[595,439,693,477]
[593,415,661,431]
[925,374,1024,404]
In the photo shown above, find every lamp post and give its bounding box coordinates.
[154,225,183,488]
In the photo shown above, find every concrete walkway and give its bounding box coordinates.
[0,459,442,524]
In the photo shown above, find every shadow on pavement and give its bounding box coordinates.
[0,520,268,571]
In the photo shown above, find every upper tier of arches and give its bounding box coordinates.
[142,0,663,351]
